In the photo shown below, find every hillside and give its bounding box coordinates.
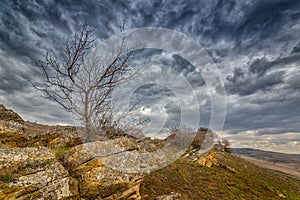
[232,148,300,179]
[140,151,300,200]
[0,104,299,199]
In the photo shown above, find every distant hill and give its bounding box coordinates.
[232,148,300,164]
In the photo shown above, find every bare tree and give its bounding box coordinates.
[33,24,135,138]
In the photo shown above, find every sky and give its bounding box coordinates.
[0,0,300,153]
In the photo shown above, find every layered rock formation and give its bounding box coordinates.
[62,138,168,199]
[27,125,82,148]
[0,104,152,199]
[0,138,151,199]
[0,147,79,199]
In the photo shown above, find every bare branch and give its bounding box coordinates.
[33,23,139,139]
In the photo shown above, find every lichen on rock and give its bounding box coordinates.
[0,146,79,199]
[62,138,152,199]
[0,104,24,124]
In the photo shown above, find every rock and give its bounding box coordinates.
[25,125,82,149]
[276,191,287,199]
[191,129,214,149]
[168,129,215,161]
[0,105,24,124]
[78,164,143,199]
[155,192,181,200]
[62,137,139,171]
[0,118,82,149]
[101,179,142,200]
[195,149,218,167]
[219,163,237,173]
[193,149,237,173]
[63,138,166,199]
[0,146,79,199]
[47,128,82,149]
[0,121,27,147]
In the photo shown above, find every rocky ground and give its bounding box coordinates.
[1,104,299,200]
[0,104,214,199]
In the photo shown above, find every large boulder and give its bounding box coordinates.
[62,137,139,171]
[0,146,79,199]
[63,138,167,199]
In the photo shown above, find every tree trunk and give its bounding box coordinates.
[84,93,92,141]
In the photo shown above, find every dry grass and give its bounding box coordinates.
[140,152,300,200]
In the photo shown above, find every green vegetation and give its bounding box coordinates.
[140,152,300,200]
[54,146,71,158]
[43,159,53,166]
[1,174,12,182]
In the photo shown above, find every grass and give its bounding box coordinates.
[1,174,12,182]
[43,159,53,166]
[54,146,71,158]
[140,152,300,200]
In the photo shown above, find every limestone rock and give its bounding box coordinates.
[0,119,82,149]
[276,191,287,199]
[191,129,214,149]
[46,128,82,149]
[168,129,215,161]
[155,192,181,200]
[0,105,24,124]
[194,149,237,174]
[0,146,79,199]
[25,125,82,149]
[62,137,139,171]
[0,121,26,147]
[62,138,166,199]
[195,149,218,167]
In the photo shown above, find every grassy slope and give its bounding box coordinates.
[140,152,300,200]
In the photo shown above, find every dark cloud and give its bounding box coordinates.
[248,55,300,76]
[233,0,300,52]
[225,52,300,96]
[286,73,300,89]
[292,41,300,54]
[224,98,300,134]
[226,69,285,96]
